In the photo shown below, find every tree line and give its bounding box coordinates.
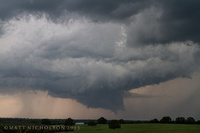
[0,116,200,132]
[150,116,199,124]
[86,116,200,125]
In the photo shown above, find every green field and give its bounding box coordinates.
[67,124,200,133]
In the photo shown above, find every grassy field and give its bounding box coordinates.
[65,124,200,133]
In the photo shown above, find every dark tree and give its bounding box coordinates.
[196,120,200,124]
[88,121,97,126]
[186,117,195,124]
[150,119,159,123]
[41,119,51,125]
[109,120,121,130]
[160,116,172,123]
[97,117,107,124]
[64,118,75,126]
[119,119,126,124]
[175,117,186,124]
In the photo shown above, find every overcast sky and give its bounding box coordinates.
[0,0,200,120]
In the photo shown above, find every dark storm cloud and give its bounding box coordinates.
[0,0,63,19]
[0,0,151,20]
[155,0,200,44]
[0,0,200,112]
[124,0,200,45]
[1,0,200,44]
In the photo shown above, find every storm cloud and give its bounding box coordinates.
[0,0,200,112]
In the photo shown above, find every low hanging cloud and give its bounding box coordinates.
[0,0,200,112]
[0,14,199,111]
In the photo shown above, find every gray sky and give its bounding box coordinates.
[0,0,200,119]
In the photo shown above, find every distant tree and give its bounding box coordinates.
[41,119,51,125]
[150,119,159,123]
[175,117,186,124]
[30,119,40,124]
[119,119,126,124]
[97,117,107,124]
[88,121,97,126]
[64,118,75,126]
[186,117,195,124]
[160,116,172,123]
[109,120,121,130]
[134,120,143,124]
[196,120,200,124]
